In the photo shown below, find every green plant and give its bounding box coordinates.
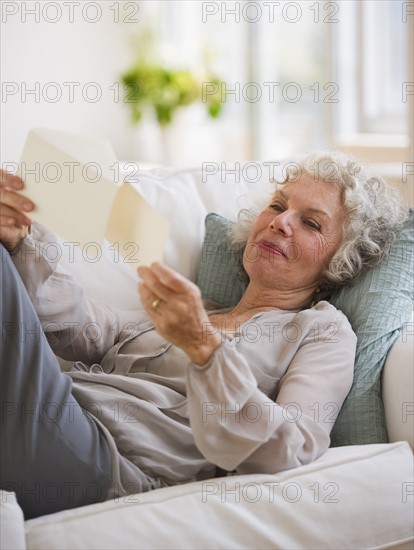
[121,61,224,126]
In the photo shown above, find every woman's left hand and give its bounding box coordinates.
[138,263,221,366]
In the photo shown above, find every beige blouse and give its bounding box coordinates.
[11,224,357,499]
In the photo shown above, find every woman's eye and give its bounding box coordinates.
[304,219,321,230]
[270,203,283,212]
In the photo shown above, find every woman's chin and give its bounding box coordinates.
[244,257,287,284]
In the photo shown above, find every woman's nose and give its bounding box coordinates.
[269,210,294,236]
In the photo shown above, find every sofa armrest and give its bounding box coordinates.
[0,491,27,550]
[382,315,414,450]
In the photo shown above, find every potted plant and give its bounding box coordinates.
[121,63,223,127]
[120,30,224,163]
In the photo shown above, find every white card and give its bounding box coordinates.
[18,128,170,267]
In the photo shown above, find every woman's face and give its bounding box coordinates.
[243,176,346,295]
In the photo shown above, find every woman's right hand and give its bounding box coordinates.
[0,169,34,252]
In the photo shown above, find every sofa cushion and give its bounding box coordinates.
[196,213,414,445]
[23,442,414,550]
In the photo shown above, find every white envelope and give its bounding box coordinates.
[19,128,170,267]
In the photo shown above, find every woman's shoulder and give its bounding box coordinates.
[294,300,356,338]
[310,299,343,314]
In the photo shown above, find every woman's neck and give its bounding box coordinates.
[232,282,315,314]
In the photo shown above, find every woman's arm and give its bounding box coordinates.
[137,261,355,473]
[137,260,356,474]
[185,310,356,474]
[10,223,148,364]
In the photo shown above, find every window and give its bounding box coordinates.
[128,1,412,166]
[331,0,413,162]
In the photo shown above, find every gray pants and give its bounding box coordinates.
[0,244,112,519]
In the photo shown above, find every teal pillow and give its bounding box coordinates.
[196,212,414,445]
[196,213,246,308]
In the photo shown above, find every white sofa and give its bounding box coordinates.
[1,161,413,550]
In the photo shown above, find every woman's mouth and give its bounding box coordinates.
[257,240,286,258]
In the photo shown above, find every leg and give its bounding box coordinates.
[0,245,112,519]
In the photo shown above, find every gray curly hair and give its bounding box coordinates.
[231,151,408,297]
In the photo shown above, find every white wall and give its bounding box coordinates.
[1,1,140,164]
[0,1,247,167]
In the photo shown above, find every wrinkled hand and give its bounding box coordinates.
[138,262,221,366]
[0,169,33,252]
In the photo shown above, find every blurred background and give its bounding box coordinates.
[1,0,413,201]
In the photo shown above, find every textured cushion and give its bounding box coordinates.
[196,213,246,307]
[329,213,414,445]
[196,212,414,445]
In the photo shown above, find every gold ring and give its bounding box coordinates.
[151,298,161,310]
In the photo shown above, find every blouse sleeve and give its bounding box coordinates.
[185,309,356,474]
[10,223,148,364]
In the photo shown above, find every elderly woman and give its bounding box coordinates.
[0,152,407,519]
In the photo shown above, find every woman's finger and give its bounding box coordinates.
[138,263,195,298]
[138,265,175,302]
[0,186,34,213]
[0,203,32,227]
[149,262,193,293]
[137,282,167,321]
[138,281,157,306]
[0,222,30,252]
[0,170,24,190]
